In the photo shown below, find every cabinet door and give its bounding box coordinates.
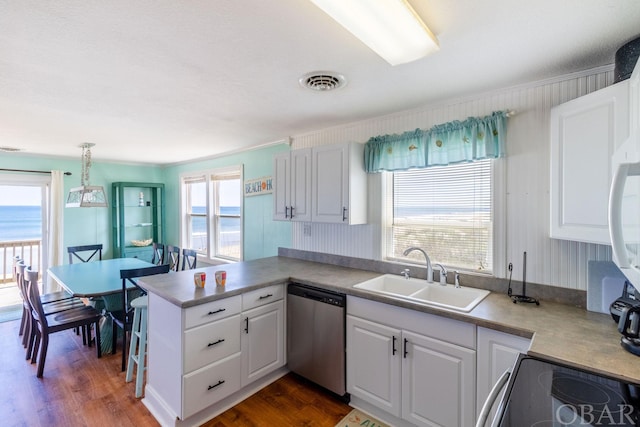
[273,152,290,221]
[241,300,284,387]
[346,315,401,417]
[290,148,312,222]
[312,143,349,223]
[476,327,530,421]
[402,330,476,427]
[550,81,629,244]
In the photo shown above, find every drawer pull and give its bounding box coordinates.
[207,339,225,347]
[207,380,225,391]
[258,294,273,300]
[207,308,226,315]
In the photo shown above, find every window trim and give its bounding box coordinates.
[381,157,506,277]
[179,165,244,263]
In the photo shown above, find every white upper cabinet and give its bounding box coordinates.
[550,80,629,244]
[273,148,311,222]
[312,142,367,224]
[274,142,367,224]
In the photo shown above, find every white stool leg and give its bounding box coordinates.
[134,305,148,398]
[125,307,141,383]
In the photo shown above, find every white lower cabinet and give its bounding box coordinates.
[402,330,475,427]
[476,327,531,421]
[347,296,476,427]
[145,284,285,425]
[241,299,285,387]
[347,316,401,416]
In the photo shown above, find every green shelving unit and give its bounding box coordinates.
[112,182,165,262]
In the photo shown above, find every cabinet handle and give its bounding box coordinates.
[285,205,289,219]
[392,336,397,355]
[207,380,225,391]
[207,308,226,315]
[342,207,347,221]
[258,294,273,300]
[403,338,409,358]
[290,206,295,218]
[207,338,225,347]
[244,317,249,333]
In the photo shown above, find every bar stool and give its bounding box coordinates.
[126,295,148,397]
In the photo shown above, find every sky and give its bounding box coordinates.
[0,185,42,206]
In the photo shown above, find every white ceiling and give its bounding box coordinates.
[1,0,640,165]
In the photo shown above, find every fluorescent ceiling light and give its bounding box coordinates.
[309,0,439,66]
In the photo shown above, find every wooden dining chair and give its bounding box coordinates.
[24,267,102,378]
[166,245,181,272]
[67,244,103,264]
[151,242,165,266]
[181,249,197,270]
[111,264,170,371]
[16,262,89,358]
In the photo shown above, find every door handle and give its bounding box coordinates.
[403,338,408,358]
[475,370,511,427]
[342,207,348,221]
[392,336,397,355]
[285,205,289,219]
[290,206,295,218]
[244,317,249,333]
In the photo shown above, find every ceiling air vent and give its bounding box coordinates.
[299,71,347,91]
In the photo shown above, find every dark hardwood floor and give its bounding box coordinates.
[0,318,352,427]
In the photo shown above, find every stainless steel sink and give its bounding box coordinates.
[353,274,490,312]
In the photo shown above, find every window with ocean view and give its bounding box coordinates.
[0,184,44,287]
[181,166,243,262]
[387,159,493,273]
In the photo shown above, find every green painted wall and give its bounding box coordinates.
[1,143,291,262]
[161,144,292,261]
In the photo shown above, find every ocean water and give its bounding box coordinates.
[0,205,42,242]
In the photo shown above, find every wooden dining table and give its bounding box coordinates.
[48,257,156,353]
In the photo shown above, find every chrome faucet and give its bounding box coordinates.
[434,263,447,285]
[402,247,433,283]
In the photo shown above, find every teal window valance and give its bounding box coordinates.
[364,111,508,173]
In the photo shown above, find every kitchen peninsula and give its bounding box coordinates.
[138,253,640,427]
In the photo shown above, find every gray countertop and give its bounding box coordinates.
[139,256,640,384]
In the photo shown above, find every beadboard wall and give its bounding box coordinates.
[289,66,618,290]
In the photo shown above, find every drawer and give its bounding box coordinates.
[184,295,241,329]
[183,315,241,373]
[182,353,241,419]
[122,246,154,262]
[241,284,284,311]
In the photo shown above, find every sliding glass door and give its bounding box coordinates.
[0,174,49,311]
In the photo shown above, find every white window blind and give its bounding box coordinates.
[388,159,493,272]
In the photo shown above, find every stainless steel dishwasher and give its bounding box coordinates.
[287,283,347,398]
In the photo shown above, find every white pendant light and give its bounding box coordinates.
[309,0,439,66]
[66,143,108,208]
